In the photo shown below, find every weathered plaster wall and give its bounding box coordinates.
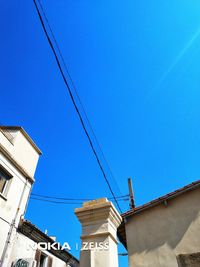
[125,189,200,267]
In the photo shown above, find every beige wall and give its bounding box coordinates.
[125,189,200,267]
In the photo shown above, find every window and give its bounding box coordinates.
[0,165,12,196]
[40,254,48,267]
[177,252,200,267]
[35,250,53,267]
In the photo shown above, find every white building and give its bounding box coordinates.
[0,126,79,267]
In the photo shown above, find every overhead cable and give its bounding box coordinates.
[36,0,122,196]
[31,193,129,201]
[30,197,82,205]
[36,0,122,197]
[33,0,122,212]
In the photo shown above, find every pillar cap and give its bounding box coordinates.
[75,198,122,229]
[83,198,108,207]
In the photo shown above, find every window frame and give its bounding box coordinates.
[0,164,13,199]
[35,250,53,267]
[40,253,48,267]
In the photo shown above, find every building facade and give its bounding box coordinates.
[118,180,200,267]
[0,126,79,267]
[3,125,199,267]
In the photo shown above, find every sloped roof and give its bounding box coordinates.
[18,219,79,267]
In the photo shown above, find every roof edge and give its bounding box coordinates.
[122,179,200,218]
[0,126,42,155]
[18,219,79,265]
[118,179,200,250]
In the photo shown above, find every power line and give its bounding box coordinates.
[33,0,122,212]
[30,197,82,205]
[31,193,129,201]
[30,196,129,205]
[36,0,122,197]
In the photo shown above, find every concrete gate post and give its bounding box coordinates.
[75,198,122,267]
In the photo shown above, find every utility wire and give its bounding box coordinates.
[30,197,128,205]
[36,0,122,197]
[31,193,129,201]
[33,0,122,212]
[30,196,129,205]
[30,197,82,205]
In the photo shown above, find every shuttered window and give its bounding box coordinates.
[35,250,42,267]
[47,257,53,267]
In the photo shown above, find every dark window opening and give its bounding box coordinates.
[35,250,53,267]
[0,165,12,195]
[40,254,47,267]
[177,252,200,267]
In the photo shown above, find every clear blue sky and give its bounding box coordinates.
[1,0,200,266]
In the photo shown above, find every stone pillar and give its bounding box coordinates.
[75,198,122,267]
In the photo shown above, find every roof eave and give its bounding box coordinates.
[122,180,200,219]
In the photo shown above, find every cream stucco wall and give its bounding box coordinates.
[0,129,40,178]
[125,189,200,267]
[0,153,32,224]
[0,152,32,265]
[0,127,41,267]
